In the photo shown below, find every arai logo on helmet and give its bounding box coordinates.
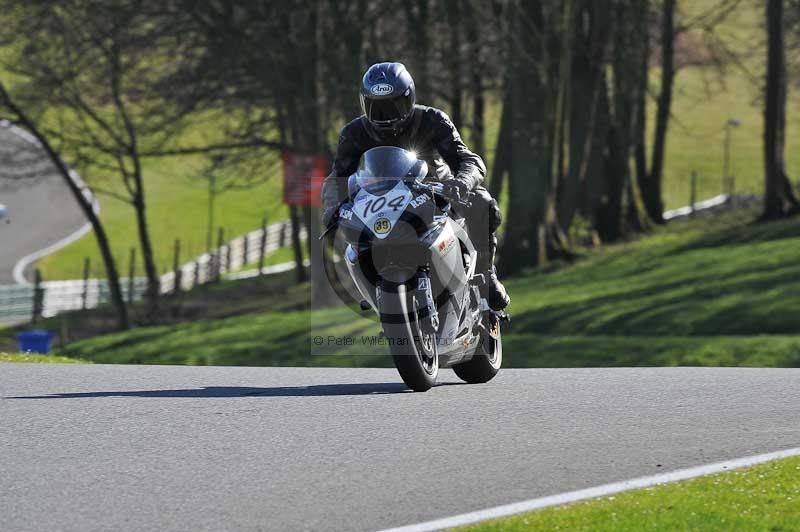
[370,83,394,96]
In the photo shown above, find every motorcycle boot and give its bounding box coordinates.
[476,237,510,311]
[466,187,510,312]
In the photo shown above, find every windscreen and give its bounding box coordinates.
[355,147,425,193]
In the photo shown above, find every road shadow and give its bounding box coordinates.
[6,381,462,399]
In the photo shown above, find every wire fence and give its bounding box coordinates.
[0,219,307,325]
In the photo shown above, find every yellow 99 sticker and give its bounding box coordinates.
[373,217,392,234]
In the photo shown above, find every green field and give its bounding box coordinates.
[48,206,800,367]
[37,152,288,280]
[460,455,800,531]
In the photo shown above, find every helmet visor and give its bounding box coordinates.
[361,94,413,125]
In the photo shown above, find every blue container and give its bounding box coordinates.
[16,330,53,354]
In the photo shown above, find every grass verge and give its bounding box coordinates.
[460,456,800,531]
[0,352,89,364]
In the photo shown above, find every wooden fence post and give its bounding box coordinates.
[32,269,44,324]
[127,248,136,304]
[193,260,200,288]
[242,233,250,268]
[215,227,224,282]
[225,239,232,273]
[259,216,268,275]
[279,221,287,248]
[172,239,182,294]
[728,175,736,208]
[81,258,90,310]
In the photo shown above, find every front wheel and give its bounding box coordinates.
[453,315,502,384]
[379,280,438,392]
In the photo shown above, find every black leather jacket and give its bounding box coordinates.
[322,105,486,210]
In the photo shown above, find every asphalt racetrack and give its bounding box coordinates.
[0,125,86,283]
[1,364,799,531]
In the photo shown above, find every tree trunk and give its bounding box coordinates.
[558,0,611,231]
[624,179,646,233]
[446,0,463,129]
[464,0,486,157]
[543,0,575,259]
[623,0,650,234]
[131,175,161,318]
[633,1,651,226]
[762,0,799,219]
[643,0,675,225]
[488,89,511,201]
[625,0,650,233]
[0,83,130,330]
[291,3,337,306]
[584,76,611,239]
[499,0,549,275]
[404,1,431,99]
[471,75,485,157]
[325,0,366,120]
[598,123,626,242]
[595,0,648,242]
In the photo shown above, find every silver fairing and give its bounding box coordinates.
[345,245,377,310]
[342,210,483,367]
[421,218,481,362]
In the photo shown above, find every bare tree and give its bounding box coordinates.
[557,0,612,232]
[641,0,675,224]
[0,1,208,317]
[0,82,129,330]
[762,0,799,219]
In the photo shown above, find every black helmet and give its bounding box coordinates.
[359,62,416,135]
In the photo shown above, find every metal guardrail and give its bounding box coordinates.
[0,220,307,324]
[0,278,149,322]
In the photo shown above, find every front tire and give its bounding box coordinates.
[453,315,502,384]
[379,280,438,392]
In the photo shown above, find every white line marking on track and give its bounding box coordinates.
[376,446,800,532]
[1,120,100,285]
[12,222,94,285]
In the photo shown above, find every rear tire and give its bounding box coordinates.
[453,315,502,384]
[379,281,438,392]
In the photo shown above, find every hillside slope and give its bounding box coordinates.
[61,207,800,368]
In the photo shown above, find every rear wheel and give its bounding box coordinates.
[379,280,438,392]
[452,314,502,384]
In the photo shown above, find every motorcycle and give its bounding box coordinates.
[322,146,505,392]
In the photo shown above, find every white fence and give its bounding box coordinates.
[0,277,149,323]
[1,220,307,324]
[159,220,307,293]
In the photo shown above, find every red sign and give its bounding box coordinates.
[283,152,328,207]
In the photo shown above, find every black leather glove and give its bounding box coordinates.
[441,179,470,203]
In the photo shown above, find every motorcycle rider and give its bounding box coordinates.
[322,62,509,311]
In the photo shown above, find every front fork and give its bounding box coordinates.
[416,270,439,335]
